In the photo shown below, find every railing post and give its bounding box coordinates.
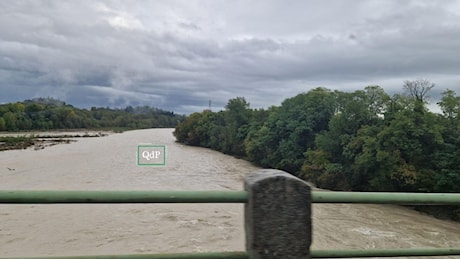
[244,169,312,258]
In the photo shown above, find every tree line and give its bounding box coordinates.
[174,80,459,219]
[0,97,185,131]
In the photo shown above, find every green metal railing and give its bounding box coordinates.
[2,190,460,258]
[0,190,247,204]
[312,191,460,205]
[2,190,460,205]
[26,248,460,259]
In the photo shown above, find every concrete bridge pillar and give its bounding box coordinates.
[245,169,312,258]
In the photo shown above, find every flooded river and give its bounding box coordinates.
[0,128,459,257]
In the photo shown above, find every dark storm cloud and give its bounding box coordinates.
[1,0,459,114]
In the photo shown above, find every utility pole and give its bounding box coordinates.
[208,99,212,111]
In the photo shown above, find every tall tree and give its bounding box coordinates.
[438,89,460,131]
[403,79,434,103]
[271,87,336,173]
[364,85,390,118]
[223,97,251,156]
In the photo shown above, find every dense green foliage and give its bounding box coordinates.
[174,83,460,197]
[0,97,185,131]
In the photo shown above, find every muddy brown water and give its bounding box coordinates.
[0,128,459,257]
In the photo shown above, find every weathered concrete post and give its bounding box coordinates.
[245,169,312,258]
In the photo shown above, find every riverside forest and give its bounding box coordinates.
[0,97,185,131]
[174,80,460,220]
[0,97,185,150]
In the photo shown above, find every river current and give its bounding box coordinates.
[0,128,459,257]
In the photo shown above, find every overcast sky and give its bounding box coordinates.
[1,0,459,114]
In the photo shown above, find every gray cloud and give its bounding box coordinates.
[1,0,459,114]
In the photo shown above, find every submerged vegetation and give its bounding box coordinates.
[0,136,35,151]
[174,80,460,220]
[0,97,185,131]
[0,133,106,151]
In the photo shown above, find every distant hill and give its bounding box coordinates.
[0,98,186,131]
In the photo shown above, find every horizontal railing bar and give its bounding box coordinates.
[310,247,460,258]
[1,190,460,205]
[0,190,248,204]
[18,248,460,259]
[312,191,460,205]
[18,251,249,259]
